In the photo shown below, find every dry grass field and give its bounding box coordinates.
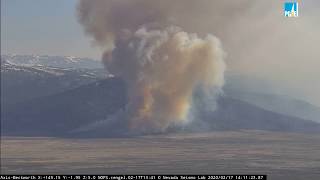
[1,130,320,180]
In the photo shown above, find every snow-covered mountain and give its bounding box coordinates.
[1,54,103,69]
[1,58,107,77]
[1,57,110,105]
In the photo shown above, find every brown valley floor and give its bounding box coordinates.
[1,130,320,180]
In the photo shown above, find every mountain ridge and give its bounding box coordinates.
[3,78,320,137]
[1,54,103,69]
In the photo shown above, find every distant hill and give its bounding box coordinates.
[190,97,320,133]
[3,78,320,137]
[1,54,103,69]
[224,89,320,123]
[1,60,108,105]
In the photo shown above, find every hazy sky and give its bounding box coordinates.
[1,0,101,59]
[1,0,320,106]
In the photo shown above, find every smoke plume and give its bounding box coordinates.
[77,0,226,133]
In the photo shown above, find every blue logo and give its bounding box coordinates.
[284,2,298,17]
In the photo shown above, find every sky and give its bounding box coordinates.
[1,0,101,59]
[1,0,320,106]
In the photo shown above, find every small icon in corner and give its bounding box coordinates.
[284,2,298,17]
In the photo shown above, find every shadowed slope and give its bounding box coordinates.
[2,78,320,137]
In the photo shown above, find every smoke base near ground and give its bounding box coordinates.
[77,0,226,133]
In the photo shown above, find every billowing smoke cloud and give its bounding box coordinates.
[77,0,226,133]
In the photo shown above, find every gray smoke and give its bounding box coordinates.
[77,0,226,133]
